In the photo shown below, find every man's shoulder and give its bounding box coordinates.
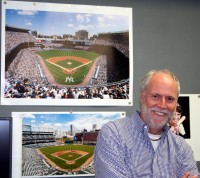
[166,130,190,150]
[167,130,185,141]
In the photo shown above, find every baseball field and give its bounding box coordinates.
[35,49,100,85]
[38,144,94,172]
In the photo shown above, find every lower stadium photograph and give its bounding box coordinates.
[11,111,125,177]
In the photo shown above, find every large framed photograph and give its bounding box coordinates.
[11,111,125,178]
[1,1,133,106]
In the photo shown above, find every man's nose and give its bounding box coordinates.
[158,97,167,108]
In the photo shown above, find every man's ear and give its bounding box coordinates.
[140,91,145,104]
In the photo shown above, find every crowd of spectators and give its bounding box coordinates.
[4,29,129,100]
[4,47,129,100]
[91,55,107,86]
[22,143,58,176]
[4,78,129,99]
[6,48,46,86]
[23,134,55,145]
[81,160,95,174]
[5,31,36,52]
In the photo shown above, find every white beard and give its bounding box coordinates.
[141,103,174,130]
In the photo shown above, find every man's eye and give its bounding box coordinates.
[167,97,175,102]
[152,94,159,99]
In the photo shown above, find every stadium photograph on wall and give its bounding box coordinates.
[11,111,125,177]
[1,1,133,106]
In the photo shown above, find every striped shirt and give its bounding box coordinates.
[94,111,199,178]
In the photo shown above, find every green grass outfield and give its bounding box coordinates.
[39,144,94,170]
[35,49,100,85]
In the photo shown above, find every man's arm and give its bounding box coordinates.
[177,138,199,177]
[94,123,127,178]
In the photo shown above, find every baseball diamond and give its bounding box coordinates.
[36,49,100,85]
[38,144,94,172]
[46,56,92,75]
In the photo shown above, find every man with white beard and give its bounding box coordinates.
[94,69,199,178]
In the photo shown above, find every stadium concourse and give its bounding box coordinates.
[4,25,129,100]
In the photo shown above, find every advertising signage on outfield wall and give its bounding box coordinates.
[1,1,133,106]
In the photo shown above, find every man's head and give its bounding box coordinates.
[140,69,180,134]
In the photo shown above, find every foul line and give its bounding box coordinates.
[47,61,92,72]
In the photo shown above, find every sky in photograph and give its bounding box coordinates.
[16,112,123,132]
[6,9,129,37]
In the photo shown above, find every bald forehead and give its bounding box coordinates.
[148,72,179,96]
[153,72,171,78]
[152,72,175,82]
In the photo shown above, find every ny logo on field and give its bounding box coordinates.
[65,76,74,83]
